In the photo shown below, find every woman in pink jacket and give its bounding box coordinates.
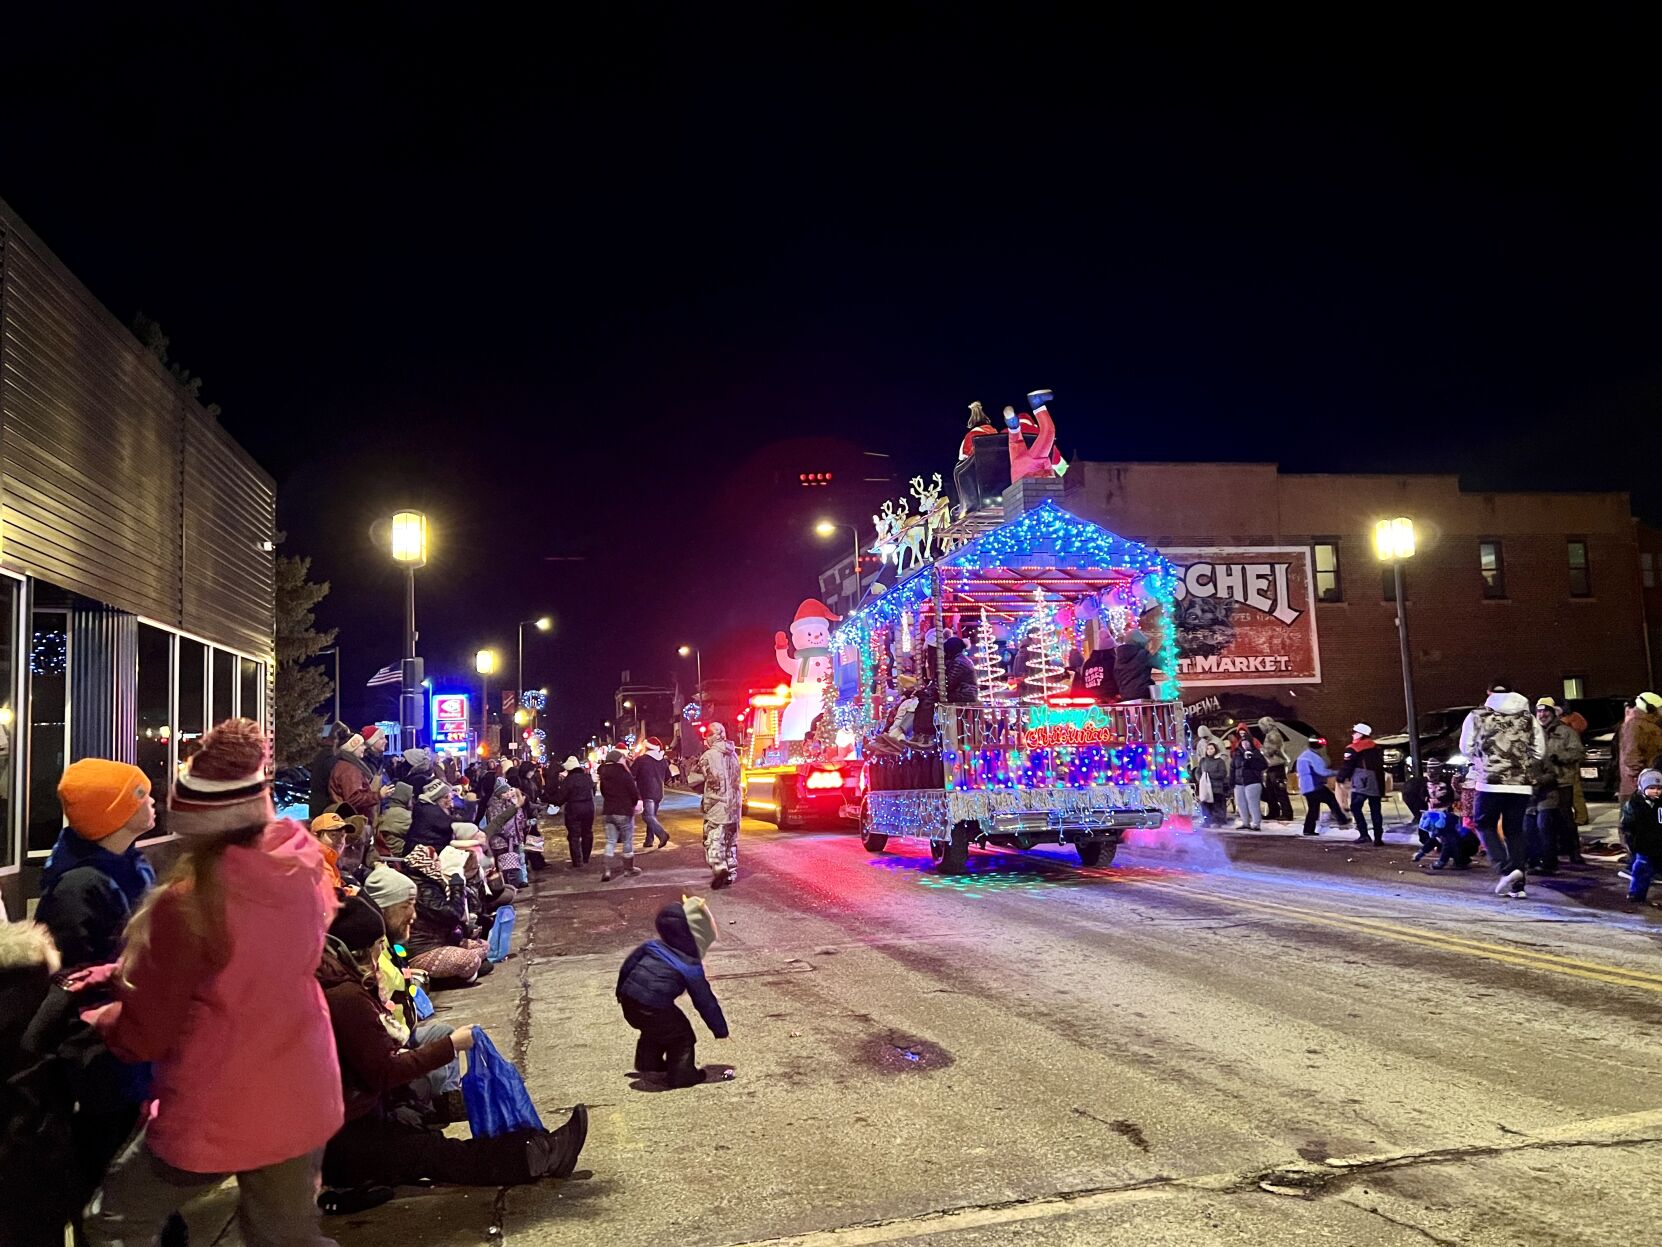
[85,719,345,1246]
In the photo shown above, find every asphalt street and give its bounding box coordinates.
[320,792,1661,1247]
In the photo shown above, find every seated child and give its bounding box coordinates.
[1620,769,1662,904]
[1426,768,1479,869]
[616,896,727,1088]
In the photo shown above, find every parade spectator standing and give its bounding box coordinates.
[1192,740,1229,827]
[689,722,743,888]
[1257,717,1295,823]
[309,722,351,819]
[1339,724,1388,845]
[1618,692,1662,798]
[1534,698,1586,869]
[597,749,642,882]
[484,775,529,887]
[35,760,156,969]
[85,719,344,1245]
[1296,736,1347,835]
[558,757,597,868]
[330,727,386,828]
[1459,686,1546,898]
[1229,729,1266,830]
[633,738,671,849]
[1620,770,1662,905]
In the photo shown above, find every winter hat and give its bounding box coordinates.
[401,747,432,772]
[420,778,454,805]
[706,722,727,742]
[605,749,624,763]
[448,821,485,846]
[388,781,414,807]
[943,637,967,658]
[363,864,417,910]
[562,756,582,770]
[1351,723,1372,736]
[1638,692,1662,713]
[168,718,274,840]
[57,759,151,841]
[1535,697,1559,711]
[681,895,716,958]
[329,895,386,953]
[1640,769,1662,793]
[310,812,348,838]
[340,733,366,757]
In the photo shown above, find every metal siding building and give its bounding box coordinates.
[0,197,276,917]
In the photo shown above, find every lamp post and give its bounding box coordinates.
[317,646,342,729]
[389,511,428,749]
[517,617,552,726]
[475,648,498,756]
[1374,517,1422,778]
[815,519,864,612]
[677,643,703,697]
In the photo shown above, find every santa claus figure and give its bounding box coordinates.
[775,598,840,741]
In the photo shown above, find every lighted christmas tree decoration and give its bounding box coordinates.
[1021,591,1068,706]
[973,607,1011,704]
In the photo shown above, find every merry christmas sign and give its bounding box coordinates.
[1162,547,1321,687]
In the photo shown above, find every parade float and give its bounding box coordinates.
[822,389,1192,871]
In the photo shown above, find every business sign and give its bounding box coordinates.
[432,692,472,748]
[1162,547,1321,687]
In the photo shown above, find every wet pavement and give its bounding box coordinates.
[318,792,1660,1247]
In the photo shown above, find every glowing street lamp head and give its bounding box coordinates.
[535,616,552,631]
[814,520,838,538]
[390,510,428,567]
[514,708,530,725]
[678,644,692,657]
[1374,516,1417,562]
[475,649,498,675]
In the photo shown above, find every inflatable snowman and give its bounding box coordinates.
[774,598,841,742]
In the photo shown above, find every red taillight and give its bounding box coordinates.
[805,768,844,790]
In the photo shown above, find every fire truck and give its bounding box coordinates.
[737,684,858,829]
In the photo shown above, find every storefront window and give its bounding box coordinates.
[27,610,70,854]
[137,624,173,839]
[239,656,261,722]
[178,638,207,750]
[211,647,235,726]
[0,580,18,869]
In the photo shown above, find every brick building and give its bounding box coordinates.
[1062,462,1652,735]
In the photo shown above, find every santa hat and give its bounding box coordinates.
[169,718,274,840]
[360,725,388,752]
[792,598,840,625]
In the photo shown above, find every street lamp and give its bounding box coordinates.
[677,643,703,697]
[815,519,863,611]
[518,616,552,719]
[389,510,428,749]
[317,646,342,730]
[1374,517,1422,778]
[475,648,498,756]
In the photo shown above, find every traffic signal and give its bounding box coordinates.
[798,472,833,487]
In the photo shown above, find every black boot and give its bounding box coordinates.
[526,1105,589,1179]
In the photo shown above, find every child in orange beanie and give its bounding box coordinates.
[34,758,157,968]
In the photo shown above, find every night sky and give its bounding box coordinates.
[3,9,1658,751]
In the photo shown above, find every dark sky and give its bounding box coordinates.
[3,8,1658,750]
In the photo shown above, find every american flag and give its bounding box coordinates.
[366,662,401,688]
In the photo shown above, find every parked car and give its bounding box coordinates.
[1377,706,1479,781]
[274,765,311,821]
[1560,697,1627,800]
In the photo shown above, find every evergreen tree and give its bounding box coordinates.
[273,538,338,767]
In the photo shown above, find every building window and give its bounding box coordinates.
[0,579,18,870]
[1382,565,1407,603]
[1643,552,1656,590]
[1567,539,1591,598]
[27,610,70,855]
[1563,675,1586,699]
[1313,541,1342,602]
[136,624,173,841]
[178,638,207,749]
[1479,540,1506,599]
[211,648,235,726]
[239,657,261,722]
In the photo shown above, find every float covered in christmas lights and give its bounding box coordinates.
[831,497,1192,872]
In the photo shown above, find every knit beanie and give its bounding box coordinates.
[420,778,454,805]
[168,719,274,840]
[402,747,431,772]
[363,864,417,909]
[57,759,151,841]
[562,756,581,770]
[329,895,386,953]
[682,895,716,958]
[1640,769,1662,793]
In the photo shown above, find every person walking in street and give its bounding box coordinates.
[1257,717,1295,823]
[1192,740,1230,827]
[1618,692,1662,799]
[557,757,596,868]
[1533,697,1586,870]
[1228,728,1266,830]
[1295,736,1348,835]
[688,722,743,888]
[34,760,157,969]
[633,738,672,849]
[1459,685,1546,898]
[1339,724,1388,845]
[84,718,344,1245]
[616,897,727,1088]
[1620,770,1662,906]
[597,749,642,882]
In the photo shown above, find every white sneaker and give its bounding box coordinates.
[1619,869,1633,881]
[1494,869,1524,896]
[1505,887,1527,899]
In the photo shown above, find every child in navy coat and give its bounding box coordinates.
[617,896,727,1087]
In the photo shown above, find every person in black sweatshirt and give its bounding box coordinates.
[616,898,727,1088]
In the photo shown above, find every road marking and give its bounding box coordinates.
[1117,876,1662,994]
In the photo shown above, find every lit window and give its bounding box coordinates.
[1312,541,1342,603]
[1563,676,1585,699]
[1567,540,1591,598]
[1479,540,1506,599]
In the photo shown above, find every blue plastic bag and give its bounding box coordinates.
[487,903,517,964]
[461,1029,544,1138]
[412,983,435,1021]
